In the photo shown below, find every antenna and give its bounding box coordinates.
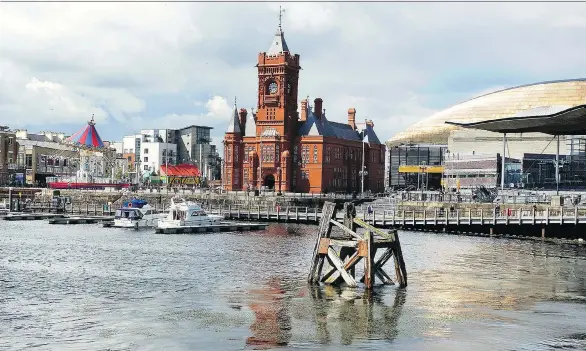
[234,96,237,107]
[89,113,95,125]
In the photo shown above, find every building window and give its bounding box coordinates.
[144,148,149,154]
[144,165,149,170]
[302,145,309,165]
[313,146,318,163]
[293,145,298,163]
[325,147,331,164]
[235,148,239,163]
[144,157,148,162]
[234,172,239,185]
[244,168,249,182]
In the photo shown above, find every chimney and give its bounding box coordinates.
[238,108,248,130]
[314,98,323,119]
[347,108,356,130]
[300,99,308,122]
[366,119,374,128]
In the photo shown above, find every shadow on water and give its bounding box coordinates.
[309,285,406,346]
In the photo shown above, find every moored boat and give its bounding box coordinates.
[113,199,166,229]
[157,198,223,229]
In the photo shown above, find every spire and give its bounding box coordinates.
[225,97,241,134]
[267,6,289,55]
[245,108,257,137]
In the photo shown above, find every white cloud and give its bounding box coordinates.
[145,95,232,130]
[0,2,585,142]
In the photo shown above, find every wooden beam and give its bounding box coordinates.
[330,219,362,240]
[354,218,396,241]
[308,202,336,284]
[326,247,357,287]
[322,249,362,284]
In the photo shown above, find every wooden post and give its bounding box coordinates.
[258,205,261,220]
[86,203,89,215]
[286,207,289,222]
[363,230,375,288]
[308,202,337,284]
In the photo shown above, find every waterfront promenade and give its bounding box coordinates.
[13,200,586,240]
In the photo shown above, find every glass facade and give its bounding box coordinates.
[388,144,446,190]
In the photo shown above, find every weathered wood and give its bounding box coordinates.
[363,231,375,288]
[393,233,408,288]
[307,201,407,290]
[308,202,337,284]
[330,219,362,240]
[354,218,396,240]
[323,249,361,284]
[325,247,357,287]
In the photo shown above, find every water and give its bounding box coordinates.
[1,221,586,351]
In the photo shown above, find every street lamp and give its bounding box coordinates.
[277,166,282,195]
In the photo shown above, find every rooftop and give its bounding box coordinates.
[446,104,586,135]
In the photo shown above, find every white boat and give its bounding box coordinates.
[113,204,166,229]
[157,198,223,229]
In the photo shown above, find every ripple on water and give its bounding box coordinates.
[1,221,586,350]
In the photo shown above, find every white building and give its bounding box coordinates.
[139,142,177,173]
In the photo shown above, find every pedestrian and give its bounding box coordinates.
[367,204,373,217]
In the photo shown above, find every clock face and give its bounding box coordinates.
[268,82,278,94]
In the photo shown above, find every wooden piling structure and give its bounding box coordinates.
[308,202,407,289]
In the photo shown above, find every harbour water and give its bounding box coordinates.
[1,221,586,350]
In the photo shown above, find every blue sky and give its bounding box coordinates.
[1,2,585,149]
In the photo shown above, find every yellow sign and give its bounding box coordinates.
[398,165,444,174]
[167,176,201,185]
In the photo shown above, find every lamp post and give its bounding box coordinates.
[359,120,368,196]
[277,166,282,195]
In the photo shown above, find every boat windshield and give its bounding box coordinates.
[115,209,141,219]
[190,210,206,217]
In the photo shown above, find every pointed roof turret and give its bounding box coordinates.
[267,6,290,55]
[245,107,257,137]
[225,97,241,134]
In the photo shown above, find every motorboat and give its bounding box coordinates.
[157,198,223,229]
[113,199,166,229]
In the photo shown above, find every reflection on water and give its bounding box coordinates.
[1,221,586,350]
[246,277,291,349]
[308,285,405,345]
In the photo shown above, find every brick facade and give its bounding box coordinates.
[223,26,385,194]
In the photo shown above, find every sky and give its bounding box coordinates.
[1,2,585,149]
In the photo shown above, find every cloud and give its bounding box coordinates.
[0,2,585,144]
[143,96,231,140]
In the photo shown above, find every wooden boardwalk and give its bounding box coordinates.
[206,206,586,226]
[155,223,268,234]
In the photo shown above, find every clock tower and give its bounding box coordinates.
[255,11,300,140]
[250,8,300,193]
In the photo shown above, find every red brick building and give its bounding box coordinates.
[223,22,385,194]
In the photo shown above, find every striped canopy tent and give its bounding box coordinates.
[66,114,105,149]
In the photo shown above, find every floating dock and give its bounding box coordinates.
[3,213,67,221]
[48,216,115,225]
[154,222,269,234]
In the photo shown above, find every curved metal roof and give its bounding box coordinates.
[387,79,586,147]
[446,104,586,135]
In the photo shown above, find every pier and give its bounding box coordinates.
[154,222,269,234]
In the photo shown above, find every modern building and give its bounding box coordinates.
[386,79,586,190]
[118,126,220,183]
[222,21,385,193]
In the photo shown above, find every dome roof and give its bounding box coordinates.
[387,79,586,147]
